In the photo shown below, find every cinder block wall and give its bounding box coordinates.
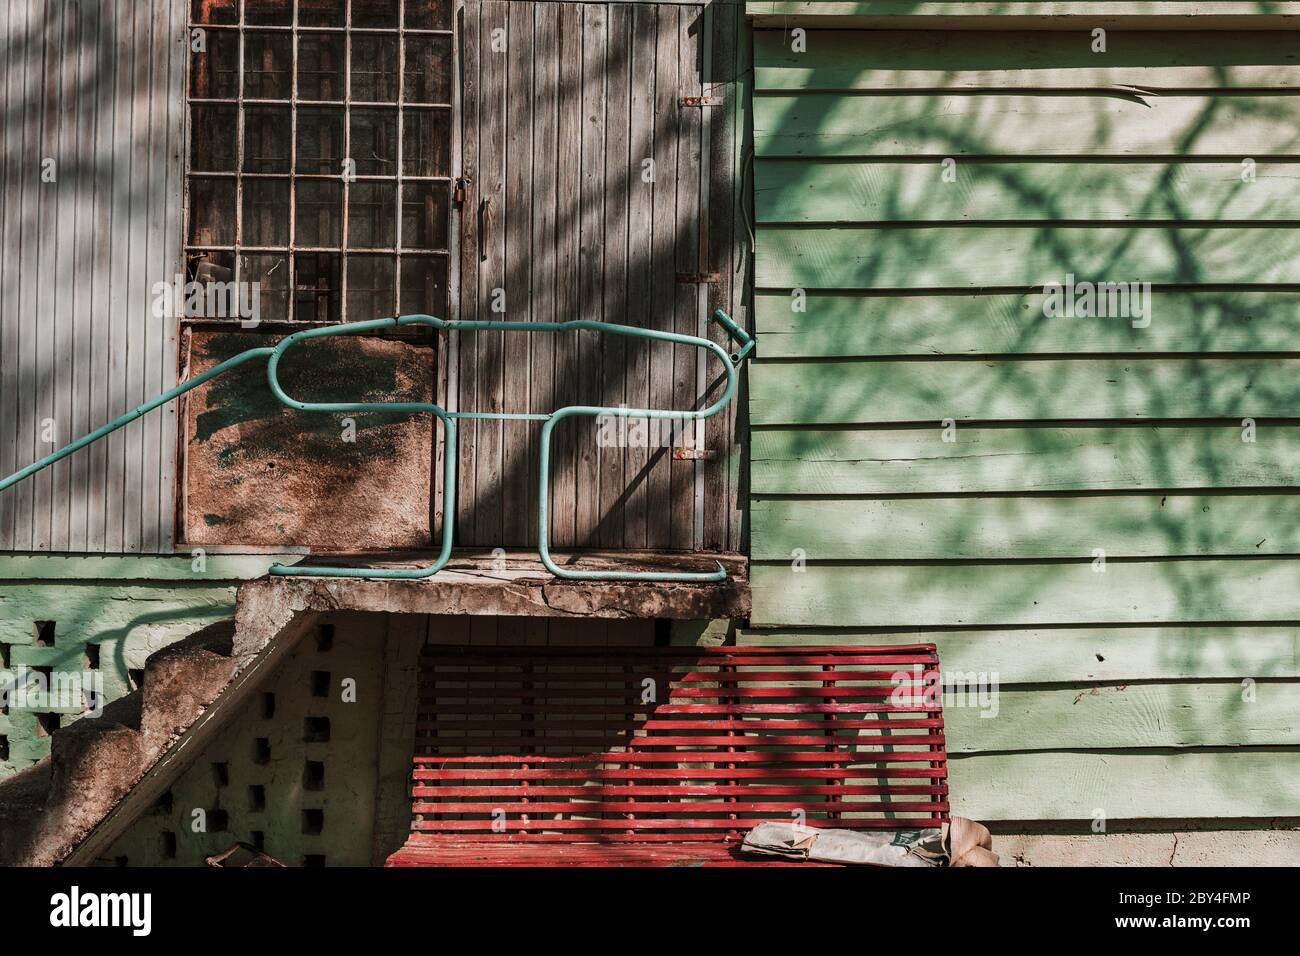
[103,612,661,866]
[0,555,292,777]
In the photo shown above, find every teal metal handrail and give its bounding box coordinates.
[1,310,753,582]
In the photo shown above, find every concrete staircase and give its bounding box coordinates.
[0,621,238,866]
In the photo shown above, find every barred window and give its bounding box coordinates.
[186,0,453,324]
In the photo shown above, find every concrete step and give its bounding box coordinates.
[0,620,237,866]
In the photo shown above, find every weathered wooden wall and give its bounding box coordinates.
[450,0,747,553]
[746,25,1300,836]
[0,0,185,554]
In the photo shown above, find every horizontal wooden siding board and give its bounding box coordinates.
[751,559,1300,627]
[751,425,1300,495]
[755,160,1300,224]
[948,749,1300,820]
[754,225,1300,289]
[749,358,1300,425]
[750,494,1300,560]
[943,683,1300,751]
[754,92,1300,158]
[737,626,1300,682]
[754,29,1300,91]
[754,290,1300,358]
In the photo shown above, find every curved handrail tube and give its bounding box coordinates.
[0,311,753,582]
[0,347,276,494]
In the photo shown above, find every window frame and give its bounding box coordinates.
[183,0,455,327]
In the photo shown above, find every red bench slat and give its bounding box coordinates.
[387,643,948,867]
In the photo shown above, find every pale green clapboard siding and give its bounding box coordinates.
[753,29,1300,90]
[750,358,1300,425]
[749,27,1300,821]
[751,560,1300,628]
[754,291,1300,357]
[751,494,1300,560]
[949,750,1300,821]
[747,2,1300,28]
[755,161,1300,224]
[751,425,1300,495]
[755,225,1300,289]
[737,627,1300,682]
[754,93,1300,158]
[943,683,1299,751]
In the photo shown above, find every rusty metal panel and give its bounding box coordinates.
[0,0,186,554]
[180,329,434,550]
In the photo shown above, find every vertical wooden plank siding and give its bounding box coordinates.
[473,0,508,547]
[575,2,607,546]
[599,3,632,549]
[704,0,746,553]
[0,0,183,554]
[529,2,560,548]
[503,0,534,546]
[0,0,13,548]
[456,0,482,545]
[672,5,702,551]
[455,1,742,552]
[622,4,657,551]
[0,3,745,556]
[748,26,1300,823]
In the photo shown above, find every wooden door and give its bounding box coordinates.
[449,0,743,553]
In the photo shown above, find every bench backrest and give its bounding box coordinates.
[407,644,949,845]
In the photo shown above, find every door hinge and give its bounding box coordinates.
[679,95,722,108]
[675,271,721,284]
[673,447,717,461]
[453,176,473,206]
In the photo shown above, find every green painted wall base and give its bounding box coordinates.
[0,554,293,776]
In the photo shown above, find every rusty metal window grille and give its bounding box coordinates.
[186,0,453,325]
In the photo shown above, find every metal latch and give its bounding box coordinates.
[679,95,722,107]
[453,176,473,205]
[673,447,717,461]
[675,271,721,284]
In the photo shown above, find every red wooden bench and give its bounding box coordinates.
[386,643,948,867]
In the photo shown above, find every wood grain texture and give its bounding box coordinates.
[943,682,1299,751]
[997,831,1300,867]
[673,3,703,551]
[453,1,736,550]
[751,425,1300,495]
[755,225,1300,289]
[754,92,1300,158]
[754,29,1300,90]
[503,0,534,546]
[748,1,1300,20]
[754,290,1300,357]
[647,3,680,549]
[599,1,632,549]
[747,3,1300,35]
[737,626,1300,682]
[750,358,1300,425]
[751,494,1300,560]
[755,160,1300,224]
[530,1,560,549]
[0,0,183,554]
[747,22,1300,828]
[948,750,1300,820]
[456,0,481,545]
[751,559,1300,628]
